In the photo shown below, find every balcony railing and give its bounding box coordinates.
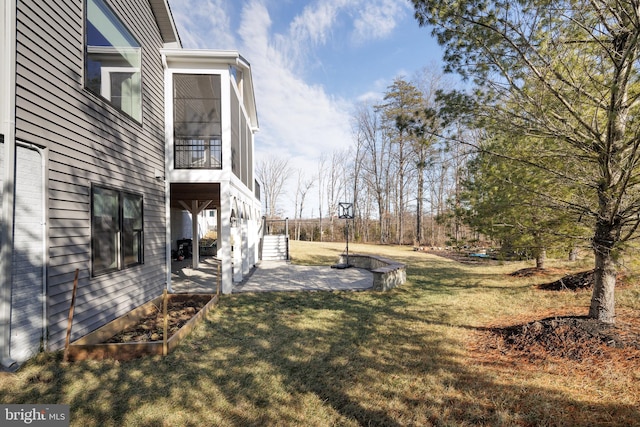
[174,137,222,169]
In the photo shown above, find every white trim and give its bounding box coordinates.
[99,66,140,95]
[148,0,181,47]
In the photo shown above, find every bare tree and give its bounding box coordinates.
[349,127,367,242]
[293,168,315,240]
[325,149,348,240]
[257,155,291,219]
[353,102,392,243]
[316,154,327,241]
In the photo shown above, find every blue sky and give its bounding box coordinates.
[168,0,445,216]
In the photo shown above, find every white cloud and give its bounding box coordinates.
[351,0,410,44]
[171,0,236,49]
[273,0,347,69]
[356,91,383,103]
[237,1,352,159]
[290,1,338,45]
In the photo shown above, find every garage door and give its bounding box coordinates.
[10,145,45,362]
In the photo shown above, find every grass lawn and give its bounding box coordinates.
[1,241,639,426]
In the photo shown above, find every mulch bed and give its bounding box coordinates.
[503,270,640,360]
[471,269,640,370]
[105,297,210,343]
[469,308,640,376]
[428,254,640,368]
[537,270,595,290]
[493,315,640,359]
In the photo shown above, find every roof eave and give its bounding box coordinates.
[148,0,182,47]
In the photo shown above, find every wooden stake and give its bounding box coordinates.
[162,289,168,356]
[63,268,80,363]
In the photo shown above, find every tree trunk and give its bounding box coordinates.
[590,222,617,323]
[535,247,546,269]
[416,162,424,245]
[588,12,634,325]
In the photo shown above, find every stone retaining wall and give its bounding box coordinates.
[337,254,406,291]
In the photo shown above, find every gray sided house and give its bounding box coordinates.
[1,0,261,368]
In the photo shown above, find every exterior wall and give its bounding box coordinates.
[14,0,167,350]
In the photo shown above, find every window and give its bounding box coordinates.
[173,74,222,169]
[92,185,143,275]
[85,0,142,122]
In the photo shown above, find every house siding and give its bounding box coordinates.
[15,0,167,349]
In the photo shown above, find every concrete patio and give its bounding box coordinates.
[171,257,221,294]
[170,258,373,294]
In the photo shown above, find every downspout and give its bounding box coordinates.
[0,0,17,370]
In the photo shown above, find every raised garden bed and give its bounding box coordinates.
[66,293,218,361]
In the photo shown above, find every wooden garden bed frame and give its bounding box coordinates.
[66,293,218,361]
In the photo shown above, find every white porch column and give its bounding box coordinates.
[232,224,242,282]
[219,183,232,293]
[241,219,249,276]
[165,182,172,293]
[253,216,259,265]
[191,200,199,269]
[247,216,256,267]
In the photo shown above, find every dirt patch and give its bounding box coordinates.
[105,296,210,343]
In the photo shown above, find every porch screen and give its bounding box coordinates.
[174,74,222,169]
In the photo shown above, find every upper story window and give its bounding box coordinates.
[85,0,142,122]
[173,74,222,169]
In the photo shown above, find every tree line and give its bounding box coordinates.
[258,67,473,248]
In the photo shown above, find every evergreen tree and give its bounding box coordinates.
[377,78,425,244]
[459,134,590,267]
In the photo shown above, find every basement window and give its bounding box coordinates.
[92,185,144,276]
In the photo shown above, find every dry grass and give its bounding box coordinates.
[1,240,638,426]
